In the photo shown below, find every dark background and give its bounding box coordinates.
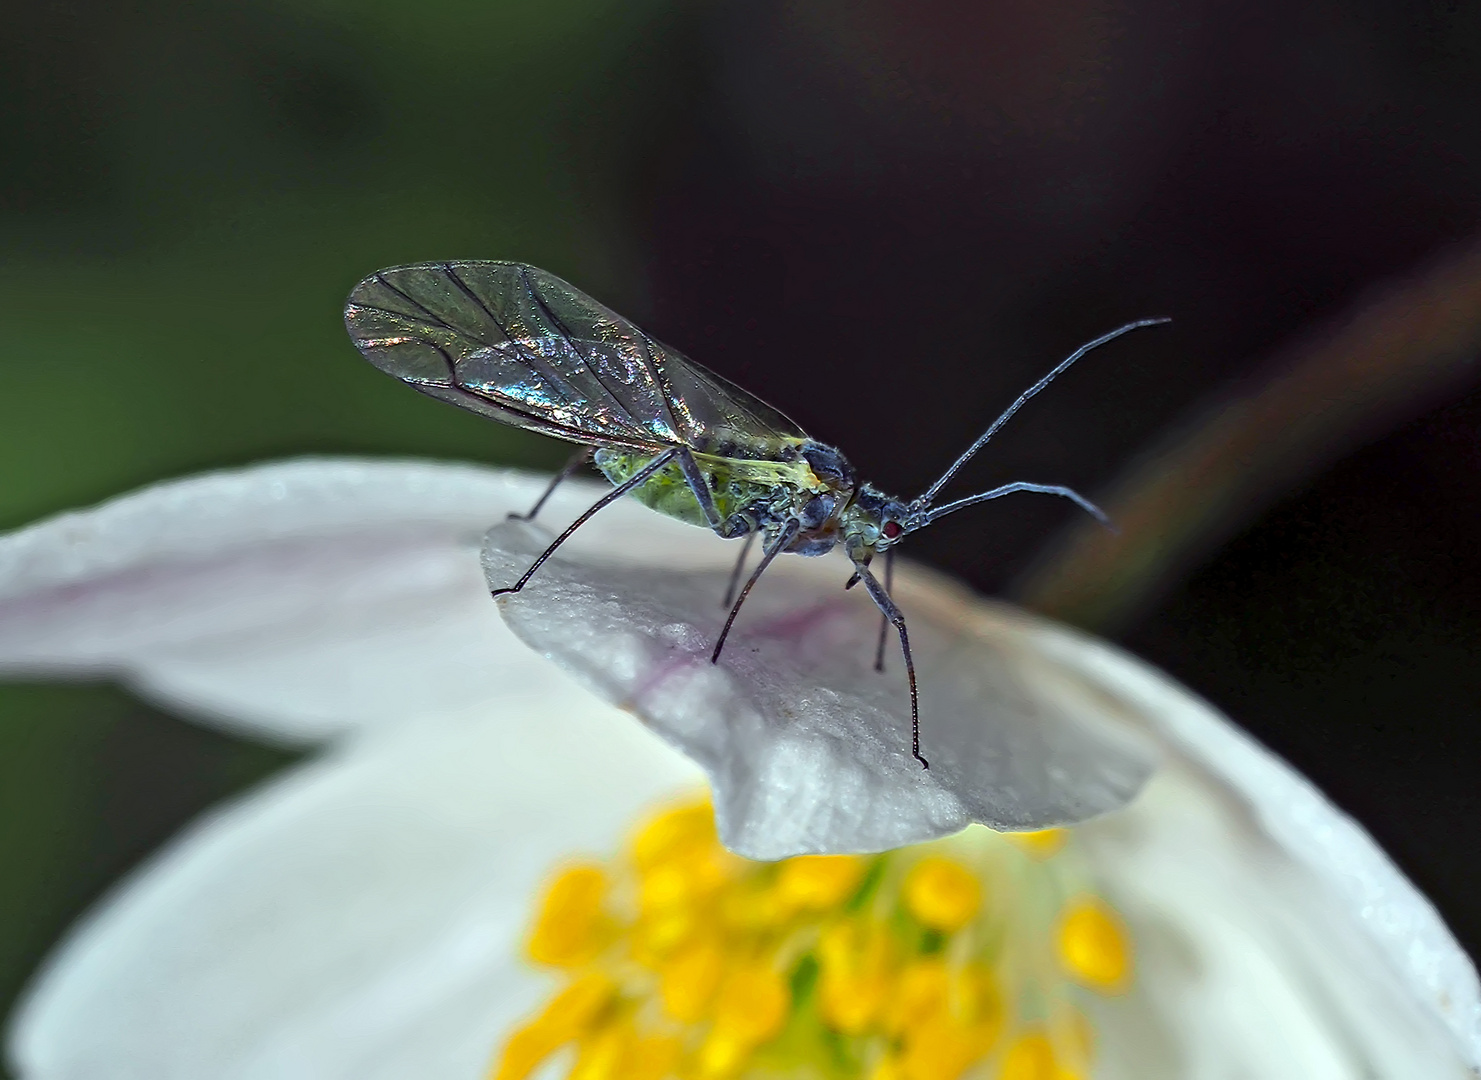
[2,0,1479,1058]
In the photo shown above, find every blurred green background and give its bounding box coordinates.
[0,0,697,1052]
[5,0,1481,1067]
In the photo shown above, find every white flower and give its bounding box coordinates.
[0,458,1476,1079]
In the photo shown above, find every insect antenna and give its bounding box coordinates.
[918,481,1112,529]
[912,318,1170,511]
[712,519,801,663]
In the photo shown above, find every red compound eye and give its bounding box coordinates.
[882,521,903,540]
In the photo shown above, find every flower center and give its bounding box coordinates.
[490,796,1132,1080]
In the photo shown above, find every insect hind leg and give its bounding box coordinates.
[491,449,678,598]
[509,447,593,523]
[721,530,758,608]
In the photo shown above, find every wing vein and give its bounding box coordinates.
[519,270,641,428]
[347,302,464,333]
[442,263,584,408]
[636,329,687,443]
[348,261,809,451]
[373,274,456,331]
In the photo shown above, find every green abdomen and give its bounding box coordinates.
[594,448,777,529]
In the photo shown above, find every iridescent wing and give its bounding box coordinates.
[345,261,808,450]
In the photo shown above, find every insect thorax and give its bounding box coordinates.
[593,442,825,534]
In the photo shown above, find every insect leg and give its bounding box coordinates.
[721,530,758,608]
[509,447,594,522]
[668,448,727,531]
[873,546,894,673]
[711,518,802,663]
[491,448,679,597]
[854,559,927,770]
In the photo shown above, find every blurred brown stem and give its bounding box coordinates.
[1015,237,1481,634]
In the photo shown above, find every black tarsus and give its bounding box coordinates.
[854,559,927,769]
[722,531,758,608]
[491,449,678,597]
[711,519,802,664]
[509,447,594,523]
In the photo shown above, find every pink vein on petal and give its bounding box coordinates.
[621,597,858,710]
[748,596,858,643]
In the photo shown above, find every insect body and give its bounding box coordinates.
[345,261,1165,769]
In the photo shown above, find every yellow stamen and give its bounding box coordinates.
[631,799,717,869]
[997,1029,1084,1080]
[659,935,725,1023]
[696,1029,749,1078]
[569,1022,625,1080]
[818,919,895,1033]
[891,958,951,1034]
[1056,897,1132,993]
[697,964,790,1077]
[711,964,789,1045]
[488,972,614,1080]
[627,1033,683,1080]
[899,1013,996,1080]
[1006,828,1068,859]
[868,1055,906,1080]
[904,856,982,932]
[487,1025,554,1080]
[776,854,867,910]
[954,964,1004,1032]
[527,864,608,967]
[492,798,1135,1080]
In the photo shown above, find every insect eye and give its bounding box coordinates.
[882,521,903,540]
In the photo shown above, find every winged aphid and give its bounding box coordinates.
[345,261,1166,769]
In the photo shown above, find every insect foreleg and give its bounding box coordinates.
[721,530,758,608]
[873,547,894,674]
[491,448,679,598]
[854,560,927,770]
[509,446,594,523]
[711,517,801,664]
[675,449,726,531]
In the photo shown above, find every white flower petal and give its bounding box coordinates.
[7,702,703,1080]
[4,462,1476,1078]
[1089,765,1477,1077]
[1020,611,1481,1070]
[484,519,1158,859]
[0,459,628,743]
